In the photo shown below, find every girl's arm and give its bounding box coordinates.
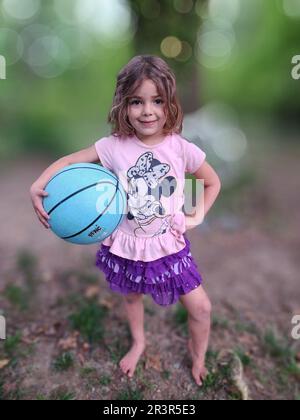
[30,145,101,229]
[31,145,101,189]
[185,161,221,230]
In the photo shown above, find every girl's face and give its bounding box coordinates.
[127,79,167,141]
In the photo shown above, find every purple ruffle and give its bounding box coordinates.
[95,234,203,306]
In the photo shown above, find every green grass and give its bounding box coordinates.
[161,370,171,380]
[201,370,220,391]
[53,352,74,372]
[234,347,253,367]
[115,386,144,400]
[173,305,189,336]
[49,387,76,400]
[80,367,111,388]
[206,348,219,364]
[263,328,300,379]
[69,299,107,344]
[4,285,28,311]
[174,305,188,325]
[16,250,37,274]
[80,367,97,377]
[235,321,258,334]
[0,383,23,400]
[201,363,233,395]
[212,315,230,329]
[106,339,129,364]
[36,394,48,400]
[99,375,112,386]
[77,272,99,285]
[284,360,300,377]
[4,250,40,312]
[4,332,22,356]
[263,329,293,360]
[200,360,239,399]
[0,382,4,401]
[16,250,38,292]
[144,306,156,316]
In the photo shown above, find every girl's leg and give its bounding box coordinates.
[119,292,146,378]
[179,285,211,386]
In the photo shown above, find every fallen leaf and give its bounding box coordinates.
[44,327,57,337]
[217,349,250,401]
[78,353,85,366]
[58,335,77,350]
[145,353,163,372]
[82,343,90,352]
[99,297,114,309]
[21,336,39,345]
[41,269,53,283]
[0,359,10,370]
[254,380,264,390]
[33,325,47,335]
[85,286,100,299]
[2,382,17,394]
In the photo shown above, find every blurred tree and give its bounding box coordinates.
[129,0,204,112]
[201,0,300,122]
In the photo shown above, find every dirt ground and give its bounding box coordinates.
[0,141,299,400]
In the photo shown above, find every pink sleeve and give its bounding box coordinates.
[94,136,115,171]
[184,140,206,174]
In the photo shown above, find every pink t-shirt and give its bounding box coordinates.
[94,132,206,262]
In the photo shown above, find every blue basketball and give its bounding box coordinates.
[43,163,127,245]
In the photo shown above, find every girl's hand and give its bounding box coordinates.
[185,215,195,231]
[185,214,204,231]
[29,183,51,229]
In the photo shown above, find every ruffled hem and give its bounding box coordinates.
[100,212,187,262]
[95,234,203,306]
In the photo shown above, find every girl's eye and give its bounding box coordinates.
[130,100,141,105]
[129,99,164,105]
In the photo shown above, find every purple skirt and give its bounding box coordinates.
[95,233,203,306]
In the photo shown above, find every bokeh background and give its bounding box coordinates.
[0,0,300,400]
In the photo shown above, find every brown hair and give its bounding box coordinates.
[108,55,183,138]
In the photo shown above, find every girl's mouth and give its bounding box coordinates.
[139,120,157,126]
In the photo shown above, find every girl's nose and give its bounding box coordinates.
[142,103,153,115]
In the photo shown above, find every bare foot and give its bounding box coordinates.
[188,338,208,386]
[119,341,146,378]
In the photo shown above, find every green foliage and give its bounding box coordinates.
[4,285,28,311]
[69,299,107,344]
[53,352,74,372]
[115,386,144,400]
[4,332,22,356]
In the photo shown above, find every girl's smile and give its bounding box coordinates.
[127,79,167,142]
[139,120,158,126]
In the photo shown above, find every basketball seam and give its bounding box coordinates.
[62,182,125,240]
[45,166,125,241]
[46,180,125,240]
[46,166,118,186]
[47,181,115,215]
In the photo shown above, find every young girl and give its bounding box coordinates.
[30,55,221,387]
